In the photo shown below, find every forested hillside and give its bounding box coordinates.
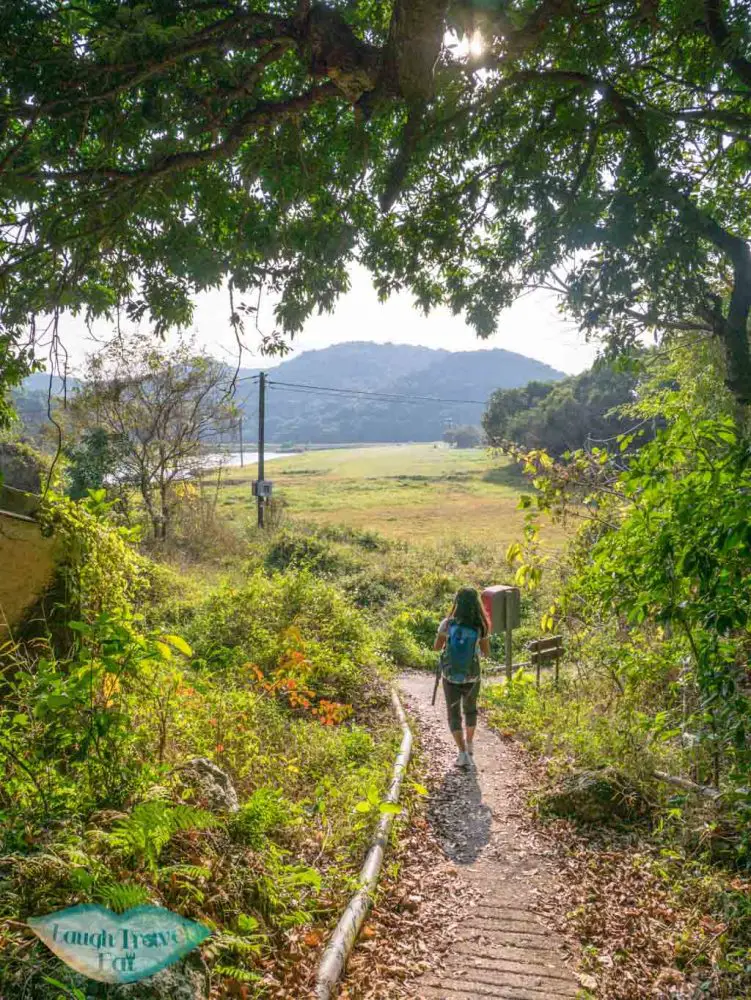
[240,344,562,444]
[15,343,564,446]
[483,360,644,455]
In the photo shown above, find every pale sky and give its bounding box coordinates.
[55,264,597,376]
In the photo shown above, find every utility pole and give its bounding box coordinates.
[257,371,266,528]
[238,416,244,468]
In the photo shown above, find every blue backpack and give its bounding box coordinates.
[441,621,479,683]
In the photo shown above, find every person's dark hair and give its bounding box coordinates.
[450,587,490,637]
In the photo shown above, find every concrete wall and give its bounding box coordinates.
[0,491,57,639]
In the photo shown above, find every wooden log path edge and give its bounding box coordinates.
[314,686,414,1000]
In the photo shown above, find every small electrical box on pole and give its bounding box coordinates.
[481,585,521,682]
[251,480,273,499]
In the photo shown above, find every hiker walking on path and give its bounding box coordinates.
[434,586,490,769]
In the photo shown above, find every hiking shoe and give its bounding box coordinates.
[456,751,470,768]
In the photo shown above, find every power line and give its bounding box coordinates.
[232,374,487,406]
[267,378,488,406]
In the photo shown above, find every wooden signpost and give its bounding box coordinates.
[481,585,521,682]
[528,635,564,689]
[480,587,565,687]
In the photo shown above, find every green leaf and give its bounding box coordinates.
[42,979,86,1000]
[163,634,193,657]
[67,621,91,633]
[378,802,402,815]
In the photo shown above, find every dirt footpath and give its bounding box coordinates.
[397,672,580,1000]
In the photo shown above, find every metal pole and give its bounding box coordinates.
[505,628,513,683]
[257,372,265,528]
[315,689,413,999]
[239,416,244,468]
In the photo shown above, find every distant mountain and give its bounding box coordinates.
[235,342,446,393]
[231,343,564,444]
[10,373,81,440]
[20,373,76,395]
[14,341,565,445]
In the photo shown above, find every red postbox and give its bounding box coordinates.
[481,585,521,634]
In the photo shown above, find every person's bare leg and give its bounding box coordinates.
[451,729,467,752]
[465,725,476,755]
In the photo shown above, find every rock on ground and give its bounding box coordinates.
[52,955,209,1000]
[542,767,650,825]
[174,757,239,813]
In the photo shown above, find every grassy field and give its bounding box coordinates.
[213,443,568,551]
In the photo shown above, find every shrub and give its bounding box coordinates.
[230,789,295,849]
[383,610,438,670]
[345,567,401,610]
[64,428,124,501]
[185,569,373,703]
[412,568,459,609]
[37,492,146,625]
[340,725,376,764]
[317,524,391,552]
[264,528,356,576]
[166,480,246,563]
[263,494,288,530]
[136,558,204,628]
[397,607,442,646]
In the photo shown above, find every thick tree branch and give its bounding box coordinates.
[637,181,751,401]
[17,83,341,186]
[1,12,291,122]
[379,0,447,101]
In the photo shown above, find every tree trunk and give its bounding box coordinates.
[667,187,751,411]
[719,257,751,408]
[139,475,161,541]
[159,481,169,541]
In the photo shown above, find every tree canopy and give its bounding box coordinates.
[1,1,750,402]
[69,336,235,537]
[483,362,641,455]
[443,423,482,447]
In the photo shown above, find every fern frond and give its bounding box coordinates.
[214,965,263,983]
[168,804,219,834]
[158,864,212,880]
[96,882,150,913]
[108,801,219,868]
[215,933,265,957]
